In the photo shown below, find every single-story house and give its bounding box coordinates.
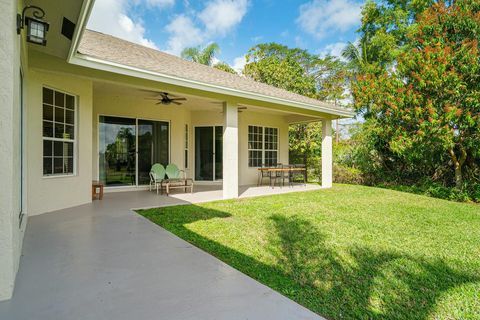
[0,0,353,301]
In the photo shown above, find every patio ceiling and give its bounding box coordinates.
[93,81,324,123]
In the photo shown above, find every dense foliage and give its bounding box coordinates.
[348,0,480,201]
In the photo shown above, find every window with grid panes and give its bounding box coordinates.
[264,127,278,166]
[248,125,278,167]
[42,87,76,176]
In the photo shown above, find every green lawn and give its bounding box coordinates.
[138,184,480,320]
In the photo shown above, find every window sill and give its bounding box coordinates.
[42,174,77,179]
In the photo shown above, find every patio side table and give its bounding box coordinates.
[92,180,104,200]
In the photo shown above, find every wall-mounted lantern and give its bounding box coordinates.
[17,5,49,46]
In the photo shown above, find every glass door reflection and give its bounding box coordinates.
[195,126,223,181]
[99,116,136,186]
[137,119,169,185]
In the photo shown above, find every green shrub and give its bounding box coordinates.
[333,164,364,184]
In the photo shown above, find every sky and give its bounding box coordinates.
[87,0,364,72]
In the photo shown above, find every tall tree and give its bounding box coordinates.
[358,0,435,69]
[353,0,480,189]
[342,39,371,74]
[243,43,318,97]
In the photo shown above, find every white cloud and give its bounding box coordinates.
[164,15,204,55]
[320,41,347,59]
[297,0,361,38]
[87,0,158,49]
[232,55,246,73]
[212,56,221,65]
[146,0,175,7]
[198,0,249,36]
[89,0,249,58]
[165,0,249,55]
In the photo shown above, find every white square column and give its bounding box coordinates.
[322,119,333,188]
[222,102,239,199]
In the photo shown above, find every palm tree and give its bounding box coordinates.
[181,43,220,66]
[341,39,370,73]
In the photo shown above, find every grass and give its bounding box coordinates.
[138,184,480,320]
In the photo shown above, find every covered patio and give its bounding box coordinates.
[91,79,331,201]
[0,187,324,320]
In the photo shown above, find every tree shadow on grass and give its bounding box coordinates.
[269,214,479,320]
[139,207,479,320]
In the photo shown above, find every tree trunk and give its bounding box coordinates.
[449,147,467,190]
[454,163,463,190]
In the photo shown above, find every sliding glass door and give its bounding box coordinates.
[195,126,223,181]
[137,119,169,185]
[99,116,136,186]
[99,116,169,187]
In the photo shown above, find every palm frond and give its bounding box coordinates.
[199,43,220,66]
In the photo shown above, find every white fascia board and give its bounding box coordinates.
[67,0,95,62]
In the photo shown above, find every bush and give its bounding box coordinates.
[333,164,364,184]
[376,179,478,203]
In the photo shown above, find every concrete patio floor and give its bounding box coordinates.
[0,184,324,320]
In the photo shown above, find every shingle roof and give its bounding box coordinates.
[78,29,351,116]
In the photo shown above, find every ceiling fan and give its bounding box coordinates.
[144,92,187,105]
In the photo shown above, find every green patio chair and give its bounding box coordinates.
[149,163,166,194]
[164,164,193,195]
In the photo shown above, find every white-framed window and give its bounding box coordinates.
[42,87,76,176]
[184,124,189,169]
[248,125,278,167]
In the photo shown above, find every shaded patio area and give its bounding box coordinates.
[0,185,323,320]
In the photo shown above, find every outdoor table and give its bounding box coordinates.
[257,167,307,188]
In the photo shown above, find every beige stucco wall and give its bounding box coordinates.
[0,0,27,301]
[26,70,93,216]
[92,92,190,182]
[92,95,290,187]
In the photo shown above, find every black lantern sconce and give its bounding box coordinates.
[17,5,50,46]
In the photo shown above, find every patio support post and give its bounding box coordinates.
[222,102,239,199]
[322,119,333,188]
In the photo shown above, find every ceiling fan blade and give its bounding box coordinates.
[170,97,187,101]
[171,101,182,105]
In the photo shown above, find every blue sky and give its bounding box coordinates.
[87,0,364,71]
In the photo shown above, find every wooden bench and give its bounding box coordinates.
[162,178,194,195]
